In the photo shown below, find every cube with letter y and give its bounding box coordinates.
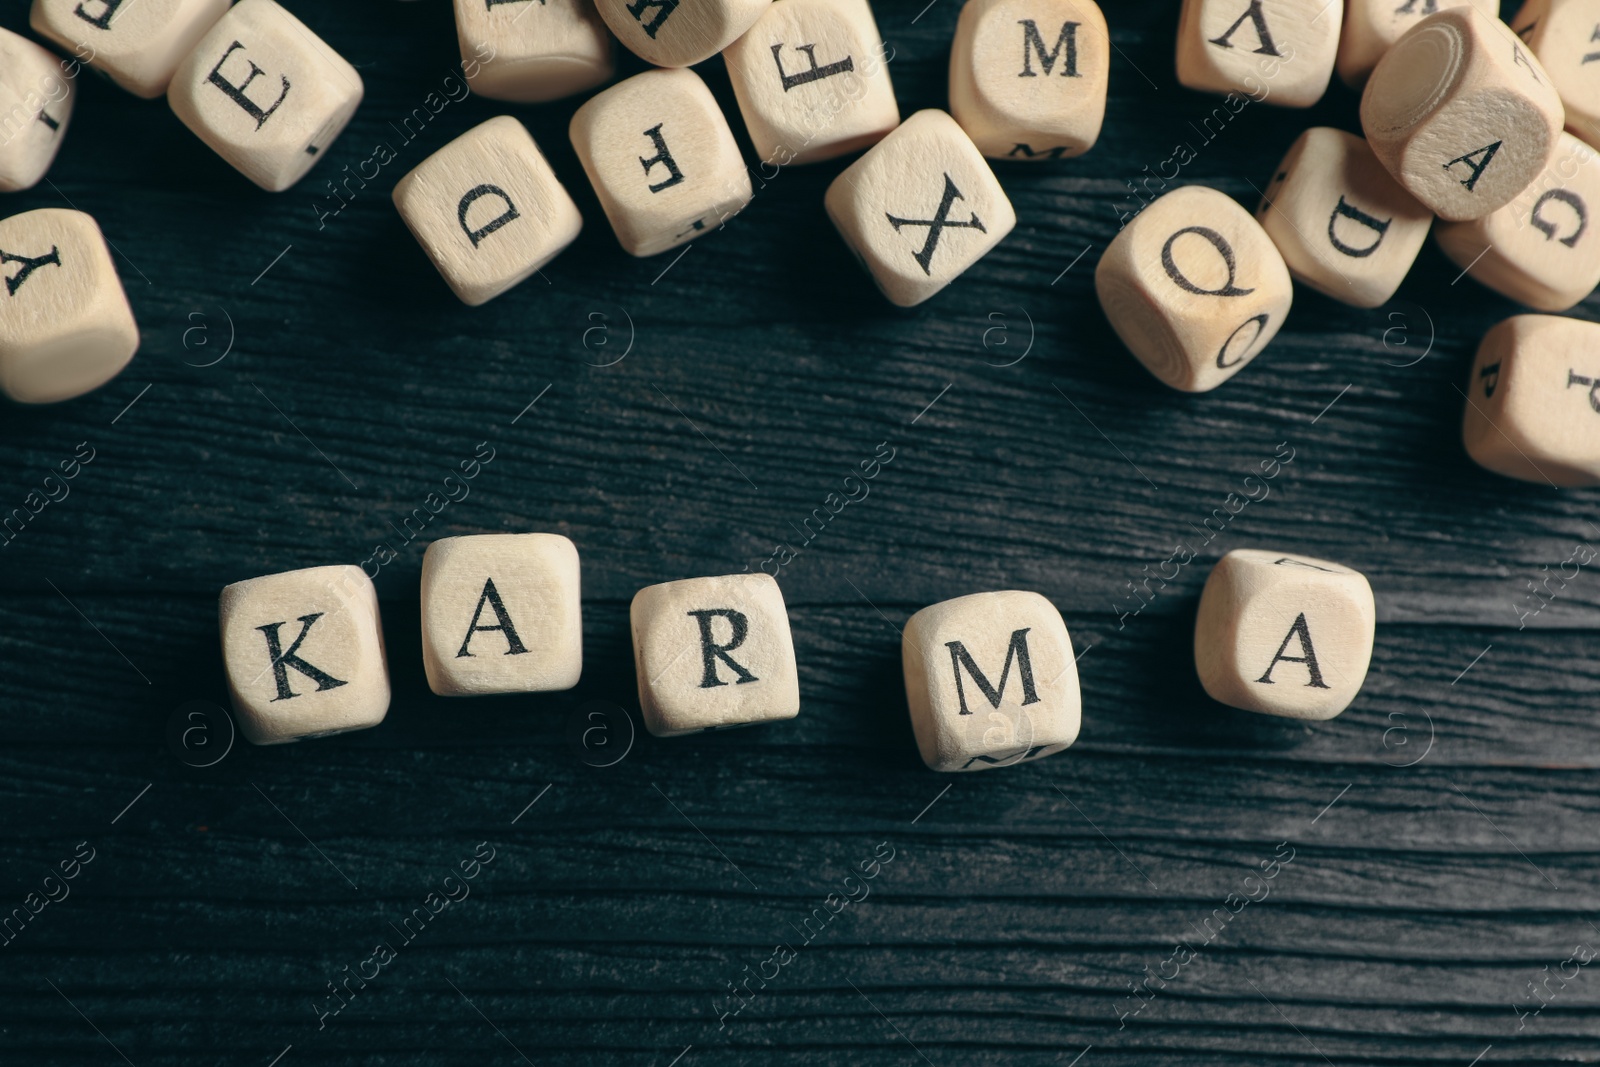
[903,591,1081,773]
[1176,0,1341,109]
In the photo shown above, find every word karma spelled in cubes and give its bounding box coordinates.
[902,591,1081,773]
[1176,0,1341,109]
[31,0,231,99]
[420,534,583,697]
[594,0,770,68]
[0,27,74,193]
[393,116,584,306]
[1336,0,1497,89]
[570,68,752,258]
[1511,0,1600,151]
[1257,127,1432,308]
[1361,6,1564,220]
[723,0,899,166]
[1464,314,1600,486]
[168,0,363,192]
[948,0,1109,161]
[219,565,391,745]
[0,209,138,404]
[451,0,614,103]
[1096,185,1292,392]
[825,108,1015,306]
[1195,549,1376,721]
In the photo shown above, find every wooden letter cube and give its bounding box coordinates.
[31,0,231,99]
[1463,314,1600,485]
[825,109,1015,306]
[1096,185,1292,392]
[902,591,1080,773]
[948,0,1109,161]
[630,573,799,737]
[1436,132,1600,311]
[0,27,75,192]
[594,0,769,68]
[219,565,390,745]
[1176,0,1342,109]
[1337,0,1497,89]
[570,68,751,258]
[1195,549,1376,721]
[453,0,614,103]
[1361,7,1565,220]
[0,209,138,405]
[1257,127,1433,308]
[393,116,584,305]
[724,0,899,166]
[168,0,363,192]
[1511,0,1600,151]
[420,533,583,697]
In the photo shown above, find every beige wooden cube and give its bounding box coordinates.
[902,591,1080,773]
[1256,127,1433,308]
[31,0,231,99]
[1096,184,1292,392]
[453,0,614,103]
[630,572,799,737]
[168,0,363,192]
[420,534,583,697]
[219,565,390,745]
[1463,314,1600,485]
[1511,0,1600,151]
[825,109,1015,307]
[1337,0,1498,89]
[1175,0,1341,109]
[570,68,751,258]
[948,0,1109,161]
[723,0,898,166]
[1435,133,1600,311]
[594,0,769,67]
[0,27,75,192]
[1361,7,1564,221]
[0,209,138,405]
[1195,549,1376,721]
[394,116,583,305]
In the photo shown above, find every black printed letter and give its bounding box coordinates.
[1443,142,1502,192]
[257,614,348,701]
[1327,195,1391,257]
[771,43,854,91]
[1018,20,1080,77]
[1531,189,1588,247]
[73,0,124,28]
[1161,226,1254,296]
[207,41,291,130]
[1255,613,1329,688]
[1208,1,1280,56]
[0,247,61,296]
[457,184,520,246]
[688,609,759,688]
[456,578,530,657]
[625,0,678,38]
[946,629,1040,715]
[639,124,685,192]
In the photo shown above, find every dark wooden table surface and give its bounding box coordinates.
[3,1,1598,1063]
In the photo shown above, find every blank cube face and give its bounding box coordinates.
[1175,0,1341,109]
[1361,8,1565,220]
[1511,0,1600,151]
[31,0,232,99]
[594,0,770,67]
[825,109,1016,307]
[0,209,139,405]
[948,0,1109,161]
[168,0,363,192]
[724,0,898,166]
[902,591,1080,773]
[453,0,614,103]
[570,69,751,258]
[394,116,584,305]
[1195,549,1376,721]
[1096,185,1292,392]
[1436,133,1600,311]
[1337,0,1497,89]
[631,573,799,737]
[420,534,583,697]
[1463,314,1600,486]
[1257,127,1432,308]
[219,565,390,745]
[0,28,75,193]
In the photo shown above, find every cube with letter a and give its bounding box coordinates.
[902,591,1081,773]
[219,565,391,745]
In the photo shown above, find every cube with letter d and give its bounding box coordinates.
[903,591,1081,772]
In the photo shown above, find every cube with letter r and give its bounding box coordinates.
[902,590,1081,773]
[630,573,800,737]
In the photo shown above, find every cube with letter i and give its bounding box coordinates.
[168,0,363,192]
[570,69,752,258]
[1510,0,1600,152]
[219,565,391,745]
[452,0,614,103]
[1194,550,1376,721]
[631,573,800,737]
[1176,0,1342,109]
[594,0,770,68]
[903,591,1081,773]
[31,0,231,99]
[1337,0,1498,89]
[0,27,75,193]
[948,0,1109,161]
[420,534,583,697]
